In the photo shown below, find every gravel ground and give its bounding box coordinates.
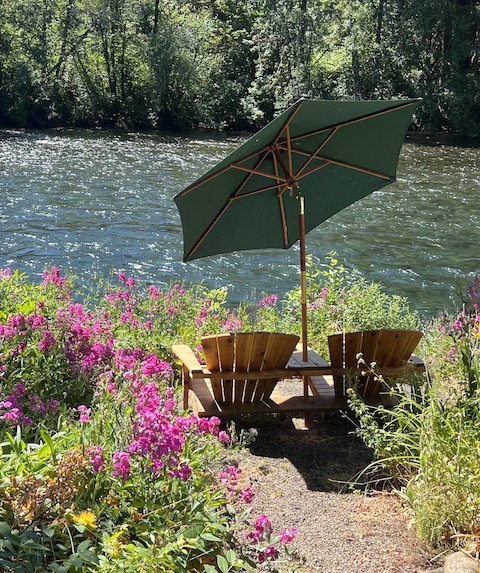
[226,412,441,573]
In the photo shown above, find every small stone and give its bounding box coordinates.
[444,551,478,573]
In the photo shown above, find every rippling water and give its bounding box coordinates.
[1,128,479,319]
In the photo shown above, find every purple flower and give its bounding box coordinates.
[87,446,105,472]
[279,527,297,543]
[77,405,91,423]
[255,515,272,534]
[218,431,230,444]
[258,294,278,308]
[258,545,278,563]
[112,451,131,481]
[239,484,255,504]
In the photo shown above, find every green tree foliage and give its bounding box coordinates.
[0,0,480,133]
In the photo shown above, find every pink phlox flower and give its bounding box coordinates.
[221,313,243,332]
[446,345,457,362]
[0,325,16,338]
[126,276,135,288]
[239,484,255,504]
[41,266,67,287]
[148,285,160,299]
[77,404,91,423]
[258,545,278,563]
[39,329,57,353]
[87,446,105,472]
[112,451,131,481]
[196,416,221,435]
[141,354,174,380]
[26,314,46,329]
[258,294,278,308]
[0,268,12,279]
[7,314,25,329]
[169,463,193,481]
[118,272,127,284]
[11,343,27,356]
[167,306,178,317]
[255,515,273,535]
[218,431,230,444]
[279,527,297,543]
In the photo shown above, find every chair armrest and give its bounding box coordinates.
[172,344,206,375]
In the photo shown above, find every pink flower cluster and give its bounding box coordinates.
[87,346,225,483]
[244,514,297,563]
[107,384,224,481]
[258,294,278,308]
[41,266,69,288]
[219,465,255,503]
[0,383,59,426]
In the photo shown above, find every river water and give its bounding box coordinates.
[1,128,479,319]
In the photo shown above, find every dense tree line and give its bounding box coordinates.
[1,0,479,134]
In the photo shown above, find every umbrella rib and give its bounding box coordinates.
[291,126,338,179]
[232,163,288,184]
[296,158,392,181]
[272,152,290,247]
[273,100,303,147]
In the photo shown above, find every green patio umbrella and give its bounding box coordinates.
[174,98,421,364]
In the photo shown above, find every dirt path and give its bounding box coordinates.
[230,413,440,572]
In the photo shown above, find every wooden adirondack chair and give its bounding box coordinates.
[172,332,300,416]
[328,329,425,400]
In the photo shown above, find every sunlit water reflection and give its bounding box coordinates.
[1,128,479,319]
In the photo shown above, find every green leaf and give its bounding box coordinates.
[217,555,229,573]
[39,426,56,462]
[226,549,237,564]
[200,532,222,542]
[48,564,70,573]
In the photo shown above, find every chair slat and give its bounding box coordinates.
[262,333,300,400]
[356,330,381,399]
[201,335,223,403]
[234,333,255,403]
[217,334,234,403]
[328,333,344,397]
[244,332,270,402]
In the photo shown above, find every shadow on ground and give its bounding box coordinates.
[226,412,376,492]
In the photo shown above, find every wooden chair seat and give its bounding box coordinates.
[328,329,424,400]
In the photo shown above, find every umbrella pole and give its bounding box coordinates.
[298,195,309,402]
[298,195,308,361]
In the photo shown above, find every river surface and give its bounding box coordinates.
[1,128,479,319]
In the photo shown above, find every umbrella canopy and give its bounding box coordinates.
[174,98,421,361]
